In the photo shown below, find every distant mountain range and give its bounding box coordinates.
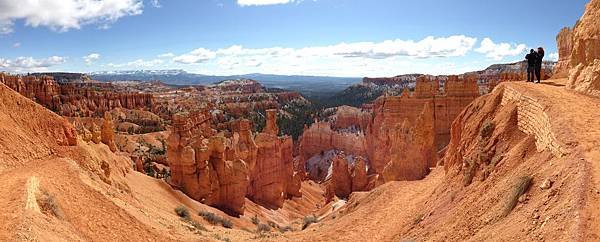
[89,70,362,97]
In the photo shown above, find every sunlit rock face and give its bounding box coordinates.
[567,0,600,96]
[248,109,301,209]
[0,73,154,117]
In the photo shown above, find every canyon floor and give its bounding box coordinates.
[1,76,599,241]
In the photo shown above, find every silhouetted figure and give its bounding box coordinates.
[525,49,538,82]
[535,47,545,83]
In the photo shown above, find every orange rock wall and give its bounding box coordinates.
[566,0,600,96]
[367,76,479,174]
[0,73,154,117]
[299,122,368,163]
[555,27,574,78]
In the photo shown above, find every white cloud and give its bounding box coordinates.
[0,56,67,73]
[83,53,101,65]
[173,48,217,64]
[0,0,143,34]
[107,59,163,68]
[549,52,559,62]
[158,52,175,58]
[173,35,477,65]
[167,35,479,76]
[237,0,297,6]
[151,0,162,8]
[475,38,527,61]
[12,42,20,48]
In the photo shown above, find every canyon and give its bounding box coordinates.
[1,0,600,240]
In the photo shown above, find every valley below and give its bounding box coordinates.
[2,0,600,241]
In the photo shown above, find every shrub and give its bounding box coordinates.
[38,191,64,219]
[503,176,533,217]
[279,225,293,233]
[187,219,206,232]
[175,206,190,219]
[199,211,232,229]
[221,219,233,229]
[480,120,495,138]
[302,215,318,230]
[256,223,271,233]
[462,159,478,187]
[251,215,260,225]
[267,221,279,229]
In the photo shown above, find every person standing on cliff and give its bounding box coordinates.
[525,49,538,82]
[535,47,545,83]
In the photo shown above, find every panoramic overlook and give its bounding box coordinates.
[1,0,600,241]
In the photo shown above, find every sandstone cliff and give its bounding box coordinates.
[0,73,154,117]
[248,109,301,208]
[566,0,600,96]
[167,111,251,215]
[555,27,574,78]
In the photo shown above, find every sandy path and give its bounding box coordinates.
[503,79,600,240]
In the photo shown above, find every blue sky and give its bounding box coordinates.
[0,0,589,77]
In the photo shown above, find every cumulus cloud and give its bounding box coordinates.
[549,52,559,62]
[150,0,162,8]
[83,53,101,65]
[173,35,477,65]
[475,38,527,61]
[158,52,175,58]
[0,56,66,72]
[173,48,217,64]
[167,35,479,76]
[0,0,143,34]
[237,0,296,6]
[107,59,163,68]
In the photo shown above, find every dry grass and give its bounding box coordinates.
[302,215,318,230]
[462,159,478,187]
[38,190,64,219]
[199,211,233,229]
[480,119,495,138]
[503,176,533,217]
[175,205,190,219]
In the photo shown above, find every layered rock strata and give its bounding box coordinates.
[566,0,600,96]
[0,73,154,117]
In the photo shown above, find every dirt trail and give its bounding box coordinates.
[279,79,600,241]
[501,79,600,240]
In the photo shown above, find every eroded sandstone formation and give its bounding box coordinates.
[332,106,371,131]
[566,0,600,96]
[248,109,301,208]
[0,73,154,117]
[367,76,478,174]
[299,121,368,165]
[167,111,250,215]
[555,27,574,78]
[168,109,301,214]
[101,113,118,152]
[381,102,435,182]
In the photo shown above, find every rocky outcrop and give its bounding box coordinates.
[167,111,250,215]
[367,76,478,174]
[566,0,600,96]
[332,106,371,131]
[299,122,368,164]
[101,114,118,152]
[248,109,301,208]
[555,27,574,78]
[381,102,435,182]
[168,108,300,213]
[264,109,279,135]
[0,73,154,117]
[331,153,352,198]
